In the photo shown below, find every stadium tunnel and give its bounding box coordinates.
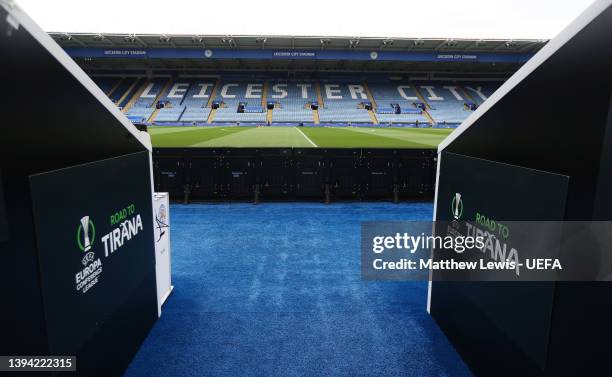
[2,0,612,376]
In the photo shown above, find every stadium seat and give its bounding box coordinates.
[125,78,167,121]
[318,81,372,123]
[412,82,472,124]
[269,80,316,123]
[94,75,503,126]
[368,80,430,125]
[210,80,267,123]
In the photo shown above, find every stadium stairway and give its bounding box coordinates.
[262,81,273,123]
[121,79,149,113]
[206,79,221,109]
[368,109,379,124]
[313,107,320,124]
[315,82,325,108]
[460,86,476,105]
[423,111,436,126]
[363,81,378,110]
[422,110,436,126]
[147,79,172,123]
[207,108,217,123]
[179,82,196,107]
[261,81,269,108]
[462,84,494,106]
[148,107,161,123]
[107,79,122,97]
[363,81,379,124]
[147,78,174,123]
[411,83,436,126]
[111,78,138,108]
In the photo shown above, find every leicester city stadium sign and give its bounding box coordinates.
[63,47,533,63]
[102,49,147,57]
[272,51,316,58]
[436,54,478,61]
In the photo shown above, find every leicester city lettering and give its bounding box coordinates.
[137,82,489,102]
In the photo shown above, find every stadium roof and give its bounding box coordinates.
[50,33,546,54]
[50,34,547,74]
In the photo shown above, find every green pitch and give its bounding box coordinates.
[148,126,453,148]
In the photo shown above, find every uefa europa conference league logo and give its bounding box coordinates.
[74,204,144,294]
[78,216,97,267]
[77,216,95,252]
[451,192,463,220]
[75,215,103,294]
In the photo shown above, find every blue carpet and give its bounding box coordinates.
[124,202,472,377]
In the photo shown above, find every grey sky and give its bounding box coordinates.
[17,0,596,39]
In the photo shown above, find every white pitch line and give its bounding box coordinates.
[294,127,318,147]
